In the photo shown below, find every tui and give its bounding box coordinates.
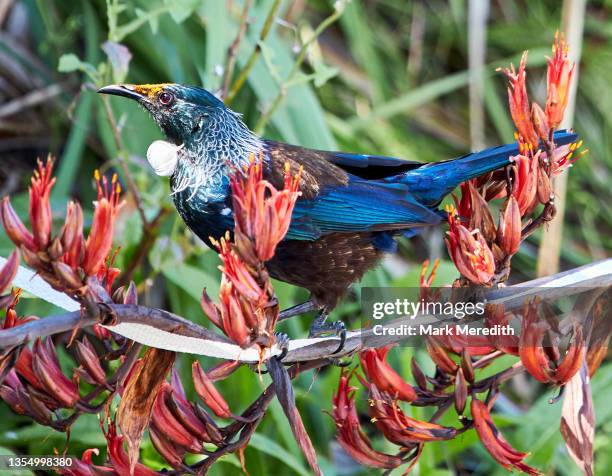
[98,83,576,340]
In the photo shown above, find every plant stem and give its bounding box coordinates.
[222,0,253,99]
[254,4,345,134]
[100,95,149,228]
[225,0,282,105]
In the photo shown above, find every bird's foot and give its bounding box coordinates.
[274,332,290,362]
[279,300,318,321]
[308,312,346,355]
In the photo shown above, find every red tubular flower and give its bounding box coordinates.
[359,347,416,402]
[102,417,159,476]
[0,370,28,415]
[60,201,84,269]
[454,368,467,414]
[452,181,496,242]
[192,361,232,419]
[499,53,539,146]
[496,195,522,255]
[0,249,19,296]
[151,383,203,453]
[31,337,79,408]
[29,157,56,249]
[332,372,402,469]
[1,197,36,251]
[58,448,112,476]
[2,295,38,330]
[230,157,302,262]
[96,248,121,293]
[368,385,457,444]
[169,369,222,443]
[74,337,107,386]
[546,32,574,129]
[531,103,550,142]
[550,140,586,176]
[216,236,265,304]
[82,172,124,276]
[425,338,458,374]
[419,258,441,302]
[471,398,541,475]
[519,299,584,385]
[149,424,186,469]
[14,348,47,393]
[445,205,495,285]
[218,278,251,347]
[511,153,539,215]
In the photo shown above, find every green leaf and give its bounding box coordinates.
[312,60,338,87]
[57,54,97,80]
[164,0,200,23]
[199,0,233,90]
[258,41,282,83]
[235,1,336,148]
[162,262,220,302]
[249,433,310,476]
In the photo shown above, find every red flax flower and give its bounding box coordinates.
[331,372,402,469]
[549,140,587,177]
[29,157,56,249]
[0,250,19,307]
[58,448,112,476]
[499,53,539,147]
[201,159,302,349]
[496,195,522,256]
[471,397,541,475]
[452,180,496,243]
[82,171,124,276]
[510,150,539,215]
[1,197,36,253]
[2,300,81,413]
[360,347,417,402]
[30,337,79,408]
[192,361,232,419]
[102,417,159,476]
[546,32,575,129]
[230,156,302,263]
[149,369,222,467]
[368,385,458,445]
[519,299,584,385]
[445,205,495,285]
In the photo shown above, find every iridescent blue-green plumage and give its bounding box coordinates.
[98,83,577,309]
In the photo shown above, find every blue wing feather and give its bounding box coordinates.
[283,130,578,241]
[285,177,441,240]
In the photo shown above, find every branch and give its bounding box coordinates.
[254,4,344,134]
[221,0,253,99]
[100,95,149,229]
[225,0,282,105]
[1,259,609,362]
[0,304,229,349]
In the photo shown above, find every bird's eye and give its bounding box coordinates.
[158,92,174,106]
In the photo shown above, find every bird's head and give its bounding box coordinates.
[98,83,227,145]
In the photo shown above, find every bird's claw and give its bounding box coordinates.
[308,314,346,356]
[274,331,290,362]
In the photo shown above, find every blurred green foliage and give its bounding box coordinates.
[0,0,610,474]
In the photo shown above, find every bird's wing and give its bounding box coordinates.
[264,140,421,183]
[285,178,442,240]
[262,140,440,241]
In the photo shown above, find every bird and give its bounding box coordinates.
[98,83,576,343]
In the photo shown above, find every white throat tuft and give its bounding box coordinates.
[146,140,183,177]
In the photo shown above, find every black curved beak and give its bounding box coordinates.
[97,84,146,102]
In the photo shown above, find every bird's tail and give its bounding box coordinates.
[403,130,578,206]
